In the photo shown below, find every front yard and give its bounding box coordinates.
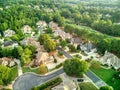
[91,67,120,90]
[79,82,98,90]
[22,67,39,74]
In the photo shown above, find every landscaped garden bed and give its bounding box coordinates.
[31,77,62,90]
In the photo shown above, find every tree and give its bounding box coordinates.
[100,86,113,90]
[44,39,56,52]
[45,28,52,34]
[21,48,32,64]
[0,65,11,85]
[39,64,48,74]
[38,34,50,45]
[63,58,89,77]
[60,40,67,48]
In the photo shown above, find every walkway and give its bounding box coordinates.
[14,59,23,76]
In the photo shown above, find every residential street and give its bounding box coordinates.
[13,69,64,90]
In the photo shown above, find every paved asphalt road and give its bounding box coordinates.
[13,47,106,90]
[13,69,64,90]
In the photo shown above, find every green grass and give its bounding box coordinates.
[79,82,98,90]
[91,67,120,90]
[22,67,39,74]
[11,66,18,81]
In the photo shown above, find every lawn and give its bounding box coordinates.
[91,67,120,90]
[22,67,39,74]
[79,82,98,90]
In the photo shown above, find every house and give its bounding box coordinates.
[70,37,82,45]
[20,37,41,51]
[2,40,18,48]
[0,57,16,67]
[21,25,32,34]
[49,21,58,31]
[34,52,49,66]
[36,21,47,28]
[80,41,96,53]
[54,29,72,40]
[100,51,120,70]
[4,29,15,37]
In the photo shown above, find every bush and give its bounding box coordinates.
[31,77,62,90]
[100,85,113,90]
[90,60,101,69]
[54,57,57,63]
[58,51,63,56]
[55,63,63,69]
[68,44,76,52]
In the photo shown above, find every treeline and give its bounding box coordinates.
[64,24,120,57]
[0,4,64,36]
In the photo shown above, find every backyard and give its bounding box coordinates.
[91,67,120,90]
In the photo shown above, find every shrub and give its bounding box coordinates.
[31,77,62,90]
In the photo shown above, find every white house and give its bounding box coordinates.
[21,25,32,34]
[80,41,96,53]
[4,29,15,37]
[100,51,120,70]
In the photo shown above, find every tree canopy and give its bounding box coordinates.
[63,58,89,77]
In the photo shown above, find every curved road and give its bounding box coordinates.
[13,69,64,90]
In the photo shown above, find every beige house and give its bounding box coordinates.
[4,29,15,37]
[34,52,50,66]
[49,21,58,31]
[54,29,72,40]
[36,21,47,28]
[0,57,16,67]
[21,25,32,34]
[20,37,41,51]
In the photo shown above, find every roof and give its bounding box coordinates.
[21,25,32,31]
[49,21,58,28]
[100,51,120,69]
[35,52,49,65]
[2,40,17,47]
[71,37,82,44]
[36,21,47,27]
[20,37,40,49]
